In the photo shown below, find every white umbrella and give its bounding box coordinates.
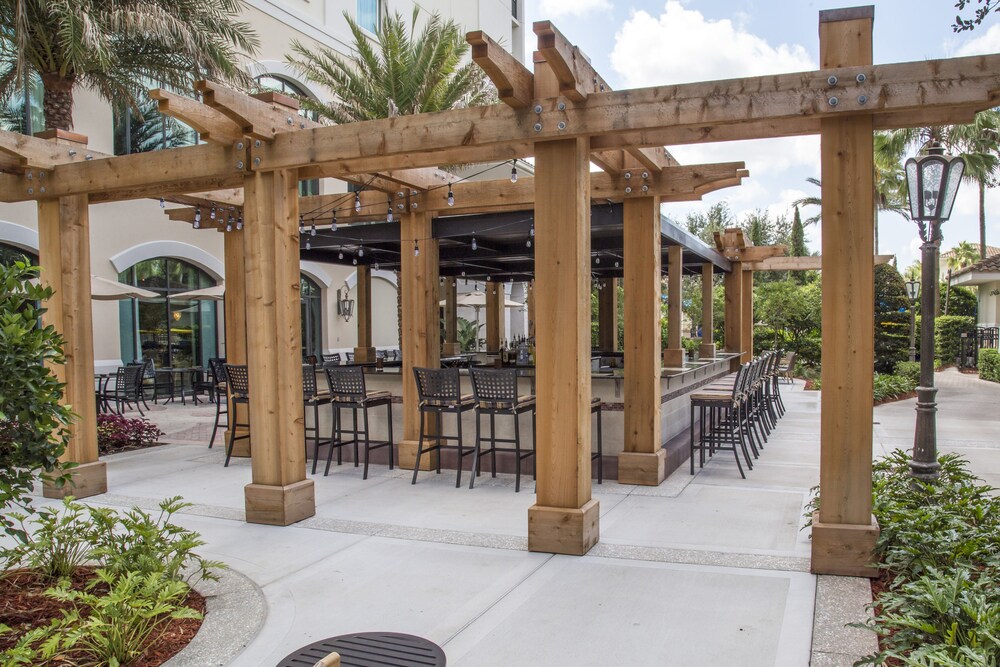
[439,290,523,351]
[89,276,159,301]
[171,284,225,301]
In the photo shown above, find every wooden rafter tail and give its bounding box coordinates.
[0,128,107,172]
[467,31,534,109]
[196,79,322,140]
[744,254,895,271]
[533,21,606,102]
[590,150,625,174]
[149,89,243,145]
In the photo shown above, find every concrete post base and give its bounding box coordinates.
[245,479,315,526]
[617,449,667,486]
[528,499,600,555]
[42,460,108,499]
[810,512,880,578]
[699,342,716,359]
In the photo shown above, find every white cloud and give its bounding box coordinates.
[609,1,815,88]
[537,0,611,19]
[955,22,1000,56]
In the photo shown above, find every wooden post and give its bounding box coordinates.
[724,263,744,371]
[442,276,460,355]
[527,54,598,556]
[354,264,376,363]
[527,280,535,340]
[398,210,440,470]
[618,196,665,485]
[812,5,879,578]
[37,189,107,499]
[699,263,716,358]
[223,229,250,456]
[597,278,618,353]
[663,245,685,367]
[741,269,754,362]
[241,169,314,526]
[485,282,504,353]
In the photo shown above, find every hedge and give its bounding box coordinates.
[981,349,1000,383]
[935,315,976,364]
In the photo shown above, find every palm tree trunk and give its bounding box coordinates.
[873,203,879,254]
[41,74,76,132]
[980,180,987,261]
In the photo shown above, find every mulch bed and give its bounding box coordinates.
[99,441,166,457]
[0,567,204,666]
[869,570,902,666]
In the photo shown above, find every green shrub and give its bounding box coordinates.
[980,349,1000,383]
[874,264,911,373]
[935,315,976,365]
[1,502,92,580]
[873,373,917,403]
[894,361,921,385]
[0,262,75,541]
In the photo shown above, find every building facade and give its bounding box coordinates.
[0,0,525,372]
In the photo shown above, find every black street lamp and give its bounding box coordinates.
[904,149,965,481]
[904,279,920,363]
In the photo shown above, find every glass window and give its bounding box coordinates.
[113,81,198,156]
[357,0,381,33]
[0,76,44,135]
[0,243,37,266]
[255,75,320,197]
[300,275,323,360]
[118,258,218,369]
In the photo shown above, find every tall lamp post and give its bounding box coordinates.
[905,279,920,363]
[904,148,965,481]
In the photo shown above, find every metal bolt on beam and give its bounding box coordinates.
[828,96,839,106]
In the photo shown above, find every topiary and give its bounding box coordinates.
[874,264,911,373]
[980,349,1000,383]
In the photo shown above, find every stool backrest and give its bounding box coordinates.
[470,368,517,405]
[325,365,367,401]
[302,363,320,397]
[225,364,249,395]
[413,367,461,403]
[322,353,342,366]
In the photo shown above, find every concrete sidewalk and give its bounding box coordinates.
[36,369,1000,666]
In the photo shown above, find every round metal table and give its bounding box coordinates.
[275,632,446,667]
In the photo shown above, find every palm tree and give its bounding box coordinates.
[791,178,822,226]
[946,241,981,271]
[0,0,259,132]
[882,110,1000,259]
[285,8,495,124]
[903,261,921,282]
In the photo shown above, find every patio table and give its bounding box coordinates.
[274,631,446,667]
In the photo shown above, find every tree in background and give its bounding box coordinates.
[788,207,809,284]
[954,0,1000,31]
[684,201,734,246]
[0,0,258,132]
[286,8,495,124]
[903,261,922,282]
[874,263,911,373]
[753,279,822,366]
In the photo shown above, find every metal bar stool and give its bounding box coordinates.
[324,365,394,479]
[208,359,229,449]
[411,367,476,488]
[469,368,536,492]
[689,363,752,478]
[302,363,334,473]
[223,364,251,467]
[592,397,604,484]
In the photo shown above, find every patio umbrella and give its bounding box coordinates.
[439,290,524,351]
[89,276,159,301]
[170,283,225,301]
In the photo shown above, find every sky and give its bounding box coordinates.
[521,0,1000,268]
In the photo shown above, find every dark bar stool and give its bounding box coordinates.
[223,364,251,467]
[411,367,476,488]
[322,353,341,366]
[324,366,394,479]
[591,397,604,484]
[469,368,536,492]
[208,359,229,449]
[689,363,752,478]
[303,364,334,472]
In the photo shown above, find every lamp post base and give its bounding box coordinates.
[909,385,940,481]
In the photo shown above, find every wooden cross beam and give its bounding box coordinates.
[745,254,894,271]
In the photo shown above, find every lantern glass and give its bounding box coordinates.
[905,154,966,222]
[939,159,965,222]
[905,279,920,301]
[919,158,945,219]
[905,159,920,220]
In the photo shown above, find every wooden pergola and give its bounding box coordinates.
[4,6,998,575]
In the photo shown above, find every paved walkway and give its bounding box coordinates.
[25,369,1000,666]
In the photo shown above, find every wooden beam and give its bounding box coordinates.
[354,264,375,363]
[720,244,787,263]
[813,6,879,578]
[663,245,684,367]
[197,80,322,140]
[590,150,625,174]
[37,194,107,499]
[0,130,107,171]
[597,277,617,353]
[149,89,243,145]
[485,282,504,353]
[741,269,753,363]
[468,31,534,109]
[723,262,743,372]
[619,196,665,485]
[242,168,314,525]
[222,228,250,455]
[533,22,607,102]
[700,263,716,358]
[745,254,893,271]
[442,277,460,356]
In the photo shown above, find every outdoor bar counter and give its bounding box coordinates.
[307,353,739,483]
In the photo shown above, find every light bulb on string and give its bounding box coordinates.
[225,217,233,233]
[510,159,518,183]
[414,241,420,257]
[387,198,393,222]
[447,184,455,207]
[354,192,361,212]
[373,263,380,270]
[352,257,358,265]
[330,213,338,231]
[298,214,304,234]
[471,234,478,251]
[595,255,601,265]
[236,213,243,231]
[310,223,317,237]
[305,239,311,250]
[210,206,217,220]
[338,248,344,260]
[358,245,365,258]
[615,260,620,268]
[159,197,165,209]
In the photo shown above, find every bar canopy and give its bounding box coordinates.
[299,203,732,282]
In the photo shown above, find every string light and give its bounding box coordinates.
[310,223,317,237]
[387,198,393,223]
[511,159,518,183]
[235,213,243,231]
[358,245,364,258]
[210,206,217,220]
[338,248,344,260]
[298,214,304,234]
[159,197,165,209]
[595,255,601,264]
[373,262,380,271]
[305,239,311,250]
[354,192,361,212]
[447,183,454,207]
[330,212,338,231]
[414,240,420,257]
[471,234,478,251]
[193,207,201,229]
[352,257,358,265]
[225,216,233,233]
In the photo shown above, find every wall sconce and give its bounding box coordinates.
[337,287,355,322]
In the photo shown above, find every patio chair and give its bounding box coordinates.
[324,366,394,479]
[777,352,796,384]
[411,367,477,487]
[191,357,224,404]
[689,362,754,478]
[223,364,251,467]
[469,368,534,491]
[102,364,146,416]
[302,363,334,472]
[208,360,229,449]
[322,353,341,367]
[591,397,604,484]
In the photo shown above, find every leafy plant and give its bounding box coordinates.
[96,413,163,454]
[456,316,482,353]
[894,361,922,385]
[1,499,91,579]
[873,373,917,403]
[0,261,75,541]
[935,316,977,365]
[875,264,911,373]
[979,349,1000,383]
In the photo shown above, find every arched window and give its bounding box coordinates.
[301,274,323,359]
[118,258,218,368]
[256,74,320,197]
[0,242,37,266]
[112,81,197,156]
[0,76,44,135]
